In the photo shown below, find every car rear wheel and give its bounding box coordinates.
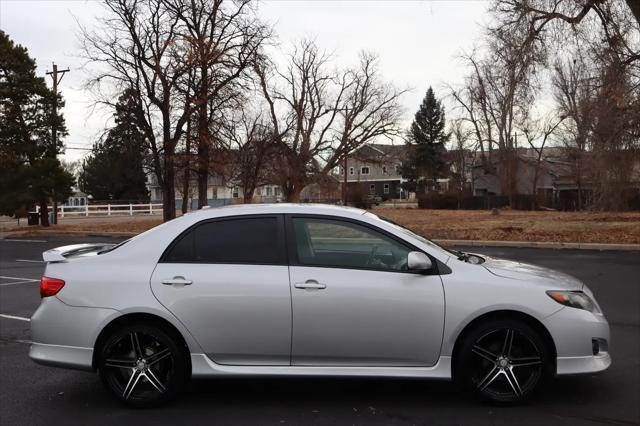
[98,324,189,407]
[455,319,553,403]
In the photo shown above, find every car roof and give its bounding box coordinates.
[187,203,368,219]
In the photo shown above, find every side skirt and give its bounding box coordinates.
[191,354,452,379]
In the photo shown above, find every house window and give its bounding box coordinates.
[395,165,400,174]
[384,184,390,194]
[275,187,281,197]
[369,184,375,194]
[361,167,370,175]
[266,186,272,196]
[349,167,354,175]
[232,187,239,198]
[382,166,387,174]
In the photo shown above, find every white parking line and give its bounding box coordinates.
[1,239,47,243]
[0,280,39,286]
[0,314,30,322]
[0,275,39,281]
[0,275,39,286]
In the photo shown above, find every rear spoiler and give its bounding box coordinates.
[42,243,117,263]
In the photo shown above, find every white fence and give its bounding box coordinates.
[36,203,163,217]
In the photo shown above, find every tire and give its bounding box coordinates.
[454,318,553,403]
[97,323,190,408]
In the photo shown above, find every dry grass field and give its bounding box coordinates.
[3,209,640,244]
[374,209,640,244]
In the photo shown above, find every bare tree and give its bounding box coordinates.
[218,111,276,203]
[522,114,566,207]
[493,0,639,64]
[166,0,270,208]
[80,0,193,220]
[449,119,474,197]
[552,58,595,209]
[451,21,543,206]
[255,41,406,201]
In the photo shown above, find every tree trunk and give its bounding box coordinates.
[287,190,301,202]
[243,188,254,204]
[39,199,49,227]
[197,140,209,209]
[162,155,176,221]
[197,68,209,209]
[181,120,192,215]
[181,168,190,214]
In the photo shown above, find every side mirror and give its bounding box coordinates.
[407,251,433,273]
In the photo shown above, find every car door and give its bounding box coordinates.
[287,215,445,367]
[150,215,291,366]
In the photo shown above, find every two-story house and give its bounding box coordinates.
[340,144,408,201]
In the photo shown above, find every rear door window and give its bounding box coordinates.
[163,216,285,264]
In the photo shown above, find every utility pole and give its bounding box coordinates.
[46,63,69,225]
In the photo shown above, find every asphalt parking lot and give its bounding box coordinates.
[1,237,638,425]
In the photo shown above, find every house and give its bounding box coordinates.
[471,148,589,209]
[341,144,408,201]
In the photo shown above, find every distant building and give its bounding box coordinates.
[340,144,408,201]
[64,190,88,207]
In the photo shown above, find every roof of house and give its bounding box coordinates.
[352,143,407,162]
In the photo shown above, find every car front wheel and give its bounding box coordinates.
[455,319,553,403]
[97,324,189,407]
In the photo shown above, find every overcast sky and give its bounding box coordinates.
[0,0,490,162]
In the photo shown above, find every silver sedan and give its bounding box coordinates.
[30,204,610,407]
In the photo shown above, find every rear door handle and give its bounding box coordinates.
[294,280,326,290]
[162,276,193,286]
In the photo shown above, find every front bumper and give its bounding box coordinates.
[29,296,119,371]
[543,306,611,376]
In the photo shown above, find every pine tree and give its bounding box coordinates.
[0,31,74,224]
[401,87,449,193]
[79,90,149,201]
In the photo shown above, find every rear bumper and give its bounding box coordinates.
[29,296,119,370]
[29,343,94,371]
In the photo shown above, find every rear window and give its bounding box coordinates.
[163,216,284,264]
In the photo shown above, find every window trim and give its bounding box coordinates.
[159,214,287,265]
[361,166,370,175]
[284,214,440,275]
[383,183,390,194]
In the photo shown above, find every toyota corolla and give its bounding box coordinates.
[30,204,610,406]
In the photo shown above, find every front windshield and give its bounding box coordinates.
[364,212,454,257]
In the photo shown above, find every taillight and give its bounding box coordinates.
[40,277,65,298]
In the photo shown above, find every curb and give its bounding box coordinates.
[434,239,640,251]
[2,231,639,251]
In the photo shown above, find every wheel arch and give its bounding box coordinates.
[92,312,192,371]
[451,309,557,378]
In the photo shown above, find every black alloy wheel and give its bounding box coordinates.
[456,319,553,403]
[98,324,189,407]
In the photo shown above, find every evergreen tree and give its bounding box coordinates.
[400,87,449,193]
[0,31,74,224]
[79,90,149,201]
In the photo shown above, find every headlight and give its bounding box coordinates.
[546,290,601,314]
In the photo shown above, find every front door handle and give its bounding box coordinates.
[294,280,326,290]
[162,276,193,286]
